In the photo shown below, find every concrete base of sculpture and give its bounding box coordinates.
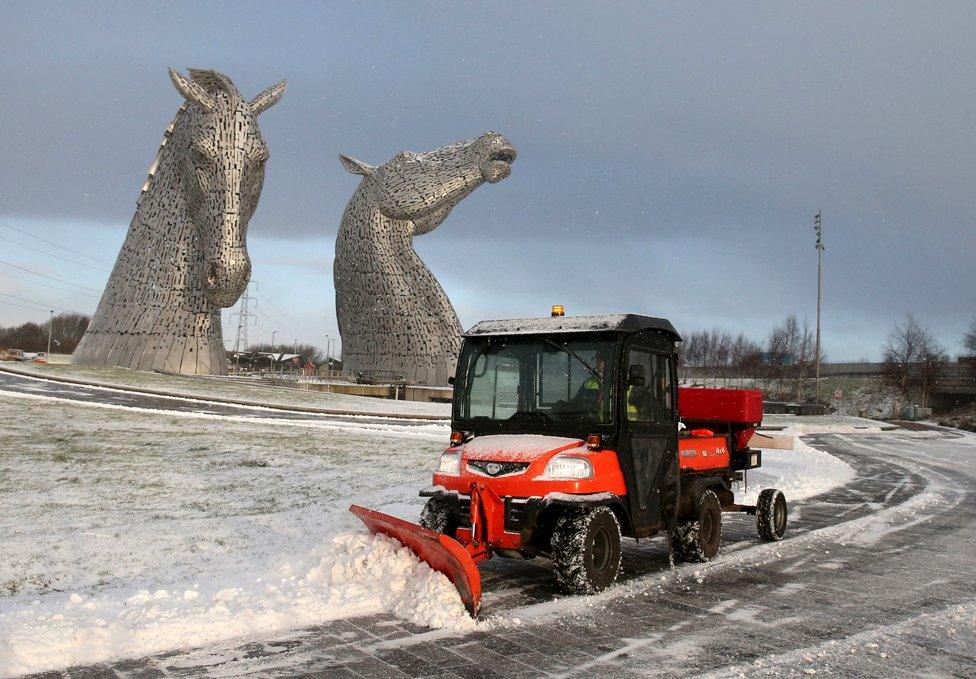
[334,132,516,386]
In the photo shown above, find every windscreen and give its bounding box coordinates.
[454,336,617,427]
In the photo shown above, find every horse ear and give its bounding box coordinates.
[339,154,374,176]
[249,79,287,116]
[169,68,215,111]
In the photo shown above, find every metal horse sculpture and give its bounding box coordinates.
[73,68,285,375]
[334,132,516,386]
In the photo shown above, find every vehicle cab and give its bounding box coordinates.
[426,313,684,552]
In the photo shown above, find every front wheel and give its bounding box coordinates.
[671,490,722,562]
[419,496,457,536]
[551,506,622,595]
[756,488,787,541]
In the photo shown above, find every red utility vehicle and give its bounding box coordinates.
[352,313,788,616]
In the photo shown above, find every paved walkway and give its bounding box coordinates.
[25,428,976,678]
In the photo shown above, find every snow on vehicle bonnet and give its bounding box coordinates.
[459,434,584,462]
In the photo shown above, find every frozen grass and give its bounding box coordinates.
[4,361,451,417]
[0,395,447,600]
[0,393,470,675]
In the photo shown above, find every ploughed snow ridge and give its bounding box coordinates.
[0,531,474,677]
[738,437,855,505]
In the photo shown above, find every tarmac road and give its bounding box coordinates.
[21,423,976,677]
[0,370,447,430]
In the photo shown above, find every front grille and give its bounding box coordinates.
[467,459,529,477]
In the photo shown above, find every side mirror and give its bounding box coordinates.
[628,364,646,386]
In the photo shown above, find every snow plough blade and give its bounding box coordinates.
[349,504,482,616]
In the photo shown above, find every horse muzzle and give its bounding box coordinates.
[479,134,517,184]
[204,255,251,308]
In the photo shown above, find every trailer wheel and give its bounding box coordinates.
[756,489,787,541]
[419,496,457,536]
[551,506,622,595]
[671,490,722,562]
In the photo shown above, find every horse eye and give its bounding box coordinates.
[191,145,212,164]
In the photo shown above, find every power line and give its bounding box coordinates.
[0,260,103,293]
[0,219,113,266]
[0,270,100,299]
[0,298,54,314]
[252,305,315,351]
[2,237,111,273]
[0,291,78,314]
[260,295,327,341]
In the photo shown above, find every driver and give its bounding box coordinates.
[576,357,612,422]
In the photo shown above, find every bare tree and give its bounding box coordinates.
[730,333,762,379]
[764,314,800,396]
[964,317,976,356]
[0,313,90,353]
[882,313,947,408]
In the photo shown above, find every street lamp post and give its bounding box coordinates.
[813,211,825,404]
[325,335,335,374]
[47,309,54,356]
[271,330,279,375]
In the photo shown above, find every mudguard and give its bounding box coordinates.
[349,504,482,616]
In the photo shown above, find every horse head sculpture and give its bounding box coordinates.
[338,132,516,236]
[73,68,285,374]
[168,68,283,308]
[334,132,516,386]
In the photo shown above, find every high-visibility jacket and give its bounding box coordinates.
[582,377,639,420]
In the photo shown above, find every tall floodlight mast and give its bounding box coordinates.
[813,211,825,403]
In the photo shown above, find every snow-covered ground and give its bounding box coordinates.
[736,438,854,505]
[2,361,451,417]
[0,395,864,676]
[763,412,888,435]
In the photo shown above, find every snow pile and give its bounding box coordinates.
[0,531,473,677]
[310,531,475,630]
[737,437,855,505]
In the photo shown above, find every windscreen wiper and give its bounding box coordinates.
[465,339,494,382]
[544,338,603,385]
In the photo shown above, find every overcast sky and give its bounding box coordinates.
[1,1,973,360]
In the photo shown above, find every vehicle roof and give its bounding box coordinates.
[464,313,681,341]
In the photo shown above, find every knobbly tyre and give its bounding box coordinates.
[351,311,788,616]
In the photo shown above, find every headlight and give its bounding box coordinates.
[540,455,593,480]
[436,451,460,476]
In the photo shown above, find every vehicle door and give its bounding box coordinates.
[619,338,678,535]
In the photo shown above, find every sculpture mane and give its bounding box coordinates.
[73,68,285,374]
[334,132,516,386]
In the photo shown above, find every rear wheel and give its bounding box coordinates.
[756,488,787,541]
[419,496,457,536]
[671,490,722,562]
[551,506,622,595]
